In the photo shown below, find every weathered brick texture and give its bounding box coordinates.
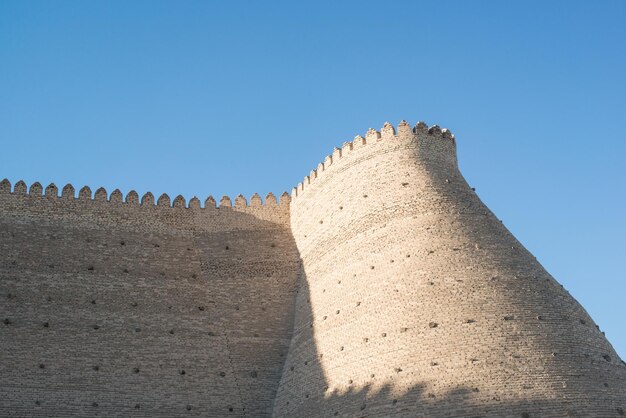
[1,120,624,417]
[0,190,299,417]
[273,121,626,417]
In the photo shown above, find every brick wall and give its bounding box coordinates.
[0,188,299,417]
[1,120,625,418]
[273,121,626,417]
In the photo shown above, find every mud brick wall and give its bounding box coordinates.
[273,121,626,417]
[1,120,625,418]
[0,188,299,417]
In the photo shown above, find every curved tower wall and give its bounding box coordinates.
[273,122,626,416]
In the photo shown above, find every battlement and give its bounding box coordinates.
[0,178,291,209]
[0,120,455,210]
[290,120,456,199]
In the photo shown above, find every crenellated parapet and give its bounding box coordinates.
[290,120,456,199]
[0,178,289,210]
[2,119,452,209]
[1,119,454,234]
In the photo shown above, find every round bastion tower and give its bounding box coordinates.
[272,121,626,417]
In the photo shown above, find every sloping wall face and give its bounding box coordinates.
[0,191,300,417]
[274,123,626,417]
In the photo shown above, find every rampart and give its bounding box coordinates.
[0,183,299,417]
[1,120,625,417]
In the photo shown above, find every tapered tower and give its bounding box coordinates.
[273,121,626,417]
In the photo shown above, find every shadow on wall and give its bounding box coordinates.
[0,198,301,417]
[276,274,626,418]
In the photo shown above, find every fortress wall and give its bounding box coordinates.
[273,122,626,417]
[0,185,300,417]
[2,120,625,418]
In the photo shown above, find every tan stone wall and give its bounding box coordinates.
[1,120,625,418]
[0,187,299,417]
[273,121,626,417]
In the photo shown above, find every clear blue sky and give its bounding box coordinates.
[1,1,624,357]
